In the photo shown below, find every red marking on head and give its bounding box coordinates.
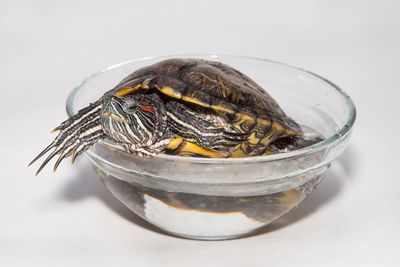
[138,104,155,113]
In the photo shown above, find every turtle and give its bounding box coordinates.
[30,58,309,175]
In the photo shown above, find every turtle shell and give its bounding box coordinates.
[109,59,300,132]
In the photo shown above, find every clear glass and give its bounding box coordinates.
[66,54,356,240]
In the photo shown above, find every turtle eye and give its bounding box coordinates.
[124,103,137,113]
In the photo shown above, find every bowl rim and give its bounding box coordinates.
[66,54,356,164]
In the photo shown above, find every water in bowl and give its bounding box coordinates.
[93,125,326,240]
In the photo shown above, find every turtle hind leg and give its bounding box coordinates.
[266,135,323,154]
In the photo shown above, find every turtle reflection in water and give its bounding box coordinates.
[30,58,323,222]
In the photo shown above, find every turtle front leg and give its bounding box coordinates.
[29,101,106,175]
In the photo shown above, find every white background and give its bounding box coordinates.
[1,0,399,266]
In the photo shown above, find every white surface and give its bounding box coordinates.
[1,0,399,266]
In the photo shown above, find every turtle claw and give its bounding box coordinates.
[51,126,61,133]
[53,149,73,172]
[29,142,56,167]
[71,150,78,164]
[35,149,60,175]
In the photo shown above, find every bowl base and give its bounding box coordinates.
[94,167,326,240]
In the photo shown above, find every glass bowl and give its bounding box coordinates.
[66,54,356,240]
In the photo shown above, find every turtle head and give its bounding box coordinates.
[100,93,167,151]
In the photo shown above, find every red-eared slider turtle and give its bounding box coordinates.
[30,58,310,174]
